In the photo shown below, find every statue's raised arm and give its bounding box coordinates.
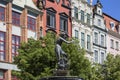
[59,36,74,44]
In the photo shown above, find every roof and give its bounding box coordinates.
[103,13,120,22]
[108,29,120,39]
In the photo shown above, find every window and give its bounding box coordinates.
[94,32,98,44]
[75,30,78,39]
[62,0,65,4]
[110,22,115,30]
[101,52,104,64]
[12,35,20,61]
[116,41,119,50]
[27,16,36,31]
[81,10,84,22]
[98,10,100,14]
[101,35,104,46]
[110,39,114,48]
[60,16,68,32]
[47,10,55,29]
[94,50,98,63]
[87,35,91,50]
[87,13,90,25]
[98,19,101,26]
[0,32,5,61]
[74,7,78,19]
[12,11,20,26]
[0,70,4,79]
[0,7,5,21]
[81,32,85,48]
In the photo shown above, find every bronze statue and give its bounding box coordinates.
[55,32,73,70]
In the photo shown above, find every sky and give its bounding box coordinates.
[93,0,120,21]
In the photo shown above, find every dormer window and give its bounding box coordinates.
[110,22,115,30]
[98,19,101,26]
[98,10,100,14]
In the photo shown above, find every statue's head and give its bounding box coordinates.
[59,32,68,39]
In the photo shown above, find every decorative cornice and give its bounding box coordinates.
[25,5,43,15]
[61,4,71,10]
[3,0,13,2]
[72,17,93,28]
[94,12,104,18]
[93,43,107,49]
[46,7,57,13]
[59,12,69,18]
[93,25,107,32]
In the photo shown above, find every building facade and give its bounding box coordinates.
[71,0,93,61]
[33,0,72,37]
[0,0,43,79]
[103,13,120,56]
[93,0,107,64]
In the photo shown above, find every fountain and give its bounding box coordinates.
[40,32,83,80]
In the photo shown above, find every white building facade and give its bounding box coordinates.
[71,0,93,61]
[93,0,107,64]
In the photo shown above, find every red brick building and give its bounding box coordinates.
[0,0,71,79]
[0,0,43,79]
[34,0,72,37]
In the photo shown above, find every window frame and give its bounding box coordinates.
[0,31,5,61]
[94,32,98,44]
[87,13,90,25]
[12,11,20,26]
[81,10,84,22]
[101,34,104,46]
[81,32,85,48]
[0,70,5,79]
[0,6,5,21]
[12,35,20,61]
[94,50,98,63]
[98,19,101,26]
[47,10,56,29]
[27,16,36,31]
[74,7,78,19]
[110,39,114,49]
[116,41,119,50]
[101,52,104,64]
[110,22,115,30]
[75,30,79,39]
[60,15,68,33]
[87,35,91,50]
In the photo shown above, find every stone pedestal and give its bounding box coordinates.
[53,69,68,76]
[41,76,83,80]
[40,69,83,80]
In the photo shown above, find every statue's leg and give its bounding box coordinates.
[61,50,68,70]
[55,45,61,61]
